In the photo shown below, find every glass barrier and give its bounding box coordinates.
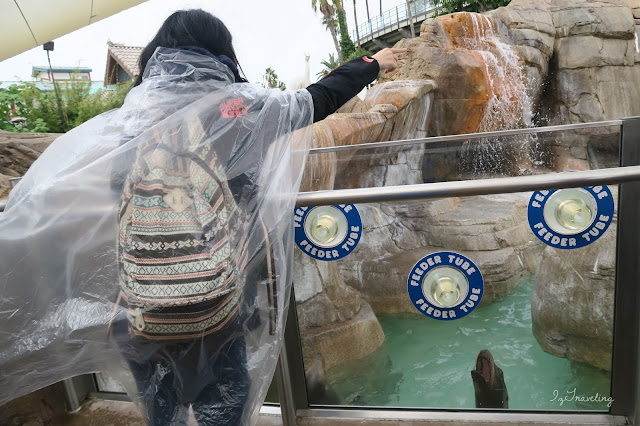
[305,124,622,192]
[94,370,282,403]
[293,123,621,411]
[1,121,626,417]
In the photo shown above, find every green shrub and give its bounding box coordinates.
[0,78,132,133]
[345,47,373,63]
[432,0,511,16]
[336,8,355,63]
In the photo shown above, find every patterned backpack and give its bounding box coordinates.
[117,116,247,340]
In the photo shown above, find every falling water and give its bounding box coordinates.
[458,13,533,131]
[453,13,538,177]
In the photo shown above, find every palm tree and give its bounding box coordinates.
[406,0,416,38]
[262,67,287,90]
[312,0,343,63]
[353,0,361,48]
[316,53,340,79]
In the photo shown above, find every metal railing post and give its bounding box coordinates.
[275,286,309,425]
[61,375,96,412]
[275,349,296,425]
[611,116,640,418]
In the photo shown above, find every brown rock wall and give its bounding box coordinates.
[0,131,59,200]
[532,222,617,371]
[299,302,384,371]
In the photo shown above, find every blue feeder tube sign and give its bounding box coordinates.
[528,185,614,249]
[407,251,484,320]
[294,204,362,261]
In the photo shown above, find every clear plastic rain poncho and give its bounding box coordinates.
[0,48,312,425]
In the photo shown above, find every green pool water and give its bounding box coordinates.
[324,276,612,411]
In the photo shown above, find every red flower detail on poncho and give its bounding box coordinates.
[220,97,248,118]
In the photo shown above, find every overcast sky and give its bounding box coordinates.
[0,0,407,87]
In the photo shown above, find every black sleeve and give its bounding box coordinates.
[306,56,380,123]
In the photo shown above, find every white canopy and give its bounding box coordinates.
[0,0,147,61]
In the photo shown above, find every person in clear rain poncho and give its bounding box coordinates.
[0,9,404,425]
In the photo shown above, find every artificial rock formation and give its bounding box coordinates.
[301,79,436,193]
[385,13,533,137]
[531,202,618,371]
[379,0,640,175]
[523,0,640,170]
[499,0,636,369]
[0,130,58,200]
[296,0,639,372]
[294,256,385,371]
[295,79,436,369]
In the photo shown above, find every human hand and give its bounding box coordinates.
[372,48,407,73]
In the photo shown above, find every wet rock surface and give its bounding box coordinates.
[531,216,617,371]
[301,79,435,192]
[378,0,639,176]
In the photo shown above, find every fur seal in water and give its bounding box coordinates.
[305,353,340,405]
[471,349,509,408]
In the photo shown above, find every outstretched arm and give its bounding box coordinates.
[306,48,407,123]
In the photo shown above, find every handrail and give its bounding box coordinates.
[3,166,635,212]
[0,120,628,212]
[295,165,640,207]
[352,0,436,42]
[309,120,623,154]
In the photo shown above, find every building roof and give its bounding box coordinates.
[31,66,93,76]
[105,43,143,85]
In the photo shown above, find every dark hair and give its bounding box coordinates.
[134,9,245,86]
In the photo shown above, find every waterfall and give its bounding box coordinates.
[451,13,537,177]
[457,13,533,132]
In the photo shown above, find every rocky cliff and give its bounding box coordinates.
[0,131,58,200]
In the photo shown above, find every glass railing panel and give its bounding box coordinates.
[264,378,280,404]
[94,371,281,403]
[94,372,126,393]
[293,183,618,410]
[294,192,617,411]
[304,123,621,193]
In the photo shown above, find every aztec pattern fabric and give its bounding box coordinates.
[118,116,249,339]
